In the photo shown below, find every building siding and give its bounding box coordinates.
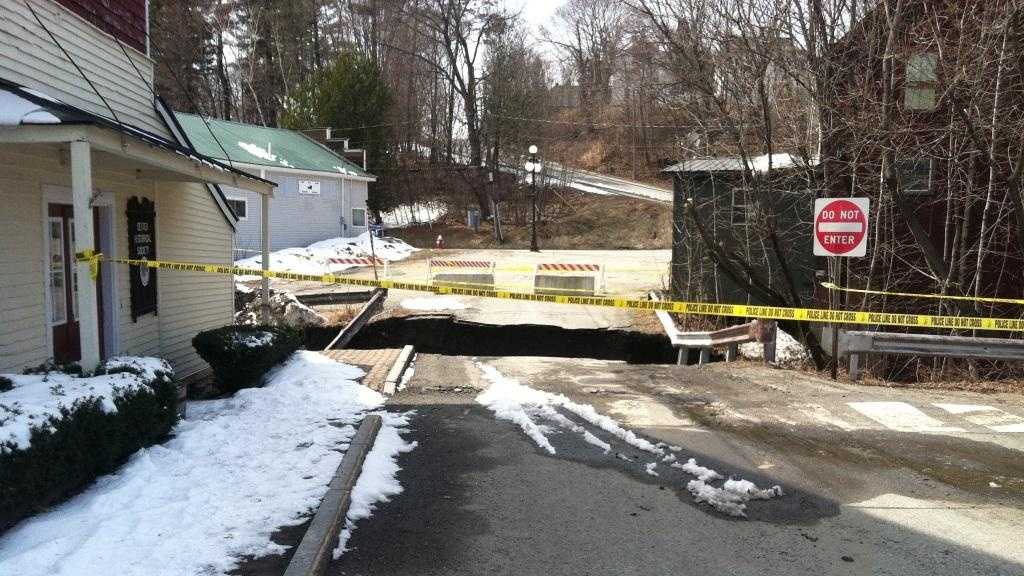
[156,180,234,379]
[227,170,369,254]
[0,146,231,379]
[0,0,167,137]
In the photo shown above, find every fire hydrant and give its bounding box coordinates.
[435,234,445,249]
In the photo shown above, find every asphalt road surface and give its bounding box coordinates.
[329,355,1024,576]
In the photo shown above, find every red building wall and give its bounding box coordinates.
[56,0,147,54]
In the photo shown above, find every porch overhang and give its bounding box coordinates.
[0,124,275,196]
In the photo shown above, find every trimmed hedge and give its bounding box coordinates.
[0,365,178,532]
[192,325,303,395]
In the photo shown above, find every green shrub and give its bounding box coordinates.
[0,377,11,393]
[0,364,177,532]
[192,325,303,395]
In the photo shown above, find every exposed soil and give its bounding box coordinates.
[393,190,670,251]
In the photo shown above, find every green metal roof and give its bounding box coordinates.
[173,112,373,179]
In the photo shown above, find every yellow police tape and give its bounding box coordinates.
[822,282,1024,305]
[76,253,1024,332]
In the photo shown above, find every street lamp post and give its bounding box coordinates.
[525,144,541,252]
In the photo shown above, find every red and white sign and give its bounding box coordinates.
[813,197,869,257]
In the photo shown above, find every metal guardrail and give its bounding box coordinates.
[323,288,388,351]
[651,292,777,365]
[841,331,1024,380]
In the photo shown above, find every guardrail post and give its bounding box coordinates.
[726,343,738,362]
[763,322,777,365]
[698,347,711,365]
[849,353,862,381]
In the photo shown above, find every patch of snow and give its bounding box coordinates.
[0,357,172,452]
[739,329,808,364]
[238,141,276,162]
[0,352,390,575]
[672,458,724,482]
[234,232,417,281]
[380,202,446,228]
[645,462,659,477]
[0,91,60,125]
[397,355,417,392]
[332,412,417,559]
[233,331,275,348]
[400,296,468,311]
[475,364,662,456]
[686,480,748,517]
[723,478,784,500]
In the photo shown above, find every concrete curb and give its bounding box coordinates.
[283,414,383,576]
[381,345,415,395]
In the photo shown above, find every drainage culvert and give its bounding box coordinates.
[307,316,676,364]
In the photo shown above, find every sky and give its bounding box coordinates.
[504,0,564,38]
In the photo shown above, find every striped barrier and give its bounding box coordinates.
[536,263,602,272]
[429,259,496,289]
[535,263,605,295]
[328,256,388,278]
[329,257,385,266]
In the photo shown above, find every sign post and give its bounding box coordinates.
[813,198,870,379]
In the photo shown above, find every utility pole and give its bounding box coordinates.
[526,145,540,252]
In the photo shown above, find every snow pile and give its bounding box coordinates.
[235,289,327,328]
[0,357,172,452]
[739,329,809,364]
[233,331,275,348]
[673,458,724,482]
[235,232,417,280]
[333,412,417,559]
[473,362,783,518]
[0,352,415,576]
[0,90,60,125]
[475,363,660,456]
[400,296,468,311]
[380,203,446,228]
[686,479,784,518]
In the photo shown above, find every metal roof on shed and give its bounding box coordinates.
[174,112,374,179]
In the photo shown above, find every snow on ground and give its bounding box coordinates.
[234,232,416,281]
[397,355,417,392]
[380,202,446,228]
[332,412,417,559]
[0,357,172,453]
[739,329,809,364]
[0,352,414,576]
[400,296,468,311]
[473,362,783,517]
[232,330,275,348]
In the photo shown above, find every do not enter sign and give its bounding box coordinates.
[813,197,870,257]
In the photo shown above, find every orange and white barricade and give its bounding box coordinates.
[534,262,605,295]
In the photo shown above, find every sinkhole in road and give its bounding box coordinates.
[308,316,677,364]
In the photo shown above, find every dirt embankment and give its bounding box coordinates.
[393,190,671,250]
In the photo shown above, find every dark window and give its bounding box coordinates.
[905,53,937,111]
[897,159,932,195]
[731,187,751,225]
[352,207,367,227]
[226,198,248,220]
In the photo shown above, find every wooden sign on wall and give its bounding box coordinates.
[126,196,157,321]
